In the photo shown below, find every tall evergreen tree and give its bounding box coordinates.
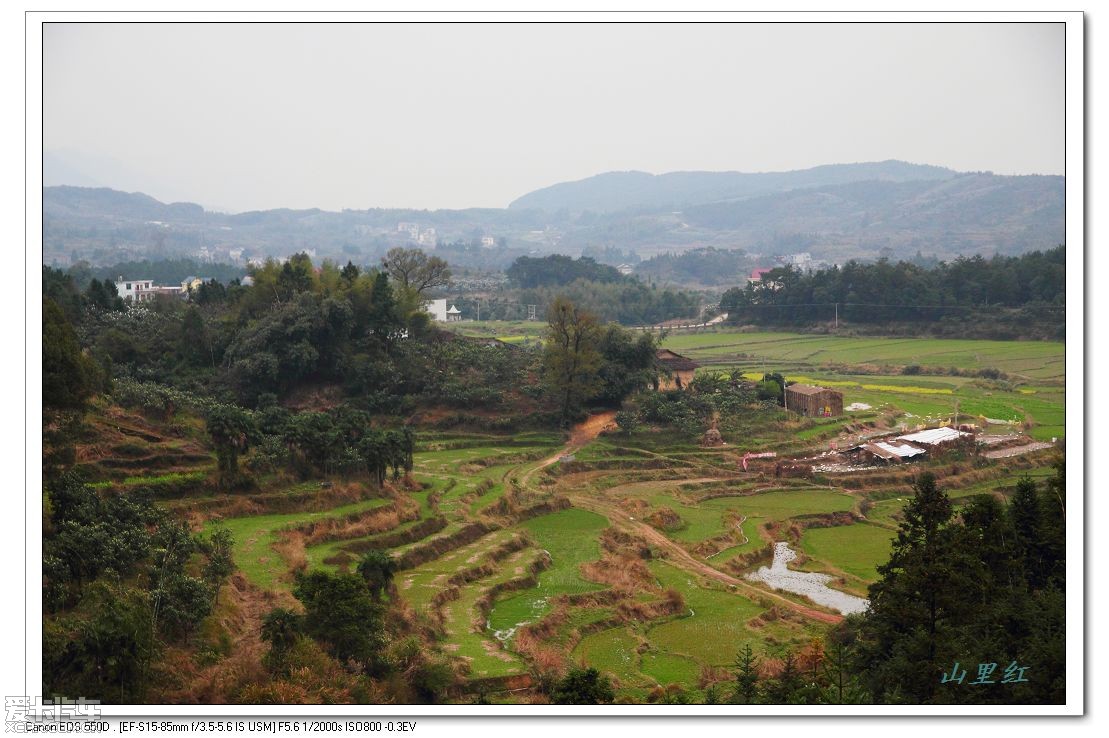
[854,473,980,702]
[731,644,762,704]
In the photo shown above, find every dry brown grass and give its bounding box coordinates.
[272,532,309,576]
[296,504,408,547]
[149,573,296,703]
[185,480,381,521]
[644,506,683,532]
[618,497,652,516]
[580,554,655,595]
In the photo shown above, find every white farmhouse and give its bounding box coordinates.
[114,278,156,303]
[115,277,186,303]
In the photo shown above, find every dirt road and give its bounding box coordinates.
[518,411,843,625]
[567,493,843,625]
[534,410,618,469]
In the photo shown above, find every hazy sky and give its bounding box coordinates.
[43,22,1064,212]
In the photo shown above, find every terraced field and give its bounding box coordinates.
[99,330,1062,701]
[209,497,396,591]
[486,508,608,636]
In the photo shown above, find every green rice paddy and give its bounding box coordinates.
[798,523,897,584]
[486,508,608,636]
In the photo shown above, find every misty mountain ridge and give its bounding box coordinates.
[508,160,959,213]
[43,160,1064,273]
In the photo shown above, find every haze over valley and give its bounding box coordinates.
[44,159,1063,281]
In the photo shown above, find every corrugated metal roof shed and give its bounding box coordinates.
[859,442,899,461]
[873,441,926,458]
[897,427,970,445]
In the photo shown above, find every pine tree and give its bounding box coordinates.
[765,652,804,704]
[854,473,979,702]
[731,643,762,704]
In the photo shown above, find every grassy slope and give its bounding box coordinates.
[209,497,393,591]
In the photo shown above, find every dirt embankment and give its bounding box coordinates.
[535,410,618,469]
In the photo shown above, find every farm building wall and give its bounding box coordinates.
[656,369,696,391]
[785,386,844,417]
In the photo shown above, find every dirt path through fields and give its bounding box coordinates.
[515,410,843,625]
[534,410,618,469]
[567,493,843,625]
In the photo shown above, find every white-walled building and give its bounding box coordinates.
[424,298,448,322]
[115,278,156,303]
[424,299,463,322]
[115,278,186,303]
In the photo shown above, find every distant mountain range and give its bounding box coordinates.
[43,161,1065,275]
[508,160,958,213]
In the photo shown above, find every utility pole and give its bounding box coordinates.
[834,302,838,330]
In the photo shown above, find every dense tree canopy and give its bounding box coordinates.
[507,254,622,289]
[43,298,105,412]
[636,247,756,286]
[292,571,387,674]
[848,466,1066,704]
[719,246,1065,337]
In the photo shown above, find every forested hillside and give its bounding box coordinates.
[719,246,1066,339]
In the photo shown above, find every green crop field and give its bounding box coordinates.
[662,332,1065,382]
[701,488,856,519]
[799,523,897,584]
[658,330,1066,441]
[646,562,776,668]
[435,547,543,679]
[640,651,702,687]
[486,508,607,636]
[572,627,644,687]
[708,517,768,563]
[448,320,547,344]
